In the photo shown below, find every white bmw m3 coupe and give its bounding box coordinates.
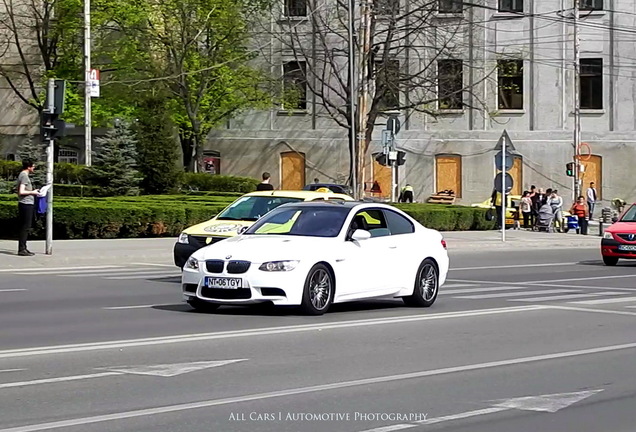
[181,201,449,315]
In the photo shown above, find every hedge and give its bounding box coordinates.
[0,196,495,240]
[180,173,259,193]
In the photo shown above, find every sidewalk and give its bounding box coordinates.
[0,229,603,269]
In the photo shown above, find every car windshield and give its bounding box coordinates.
[620,205,636,222]
[244,206,350,237]
[216,196,304,221]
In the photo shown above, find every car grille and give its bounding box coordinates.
[189,235,226,248]
[201,287,252,299]
[205,260,224,273]
[227,261,251,274]
[616,233,636,242]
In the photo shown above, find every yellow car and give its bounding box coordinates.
[173,190,354,267]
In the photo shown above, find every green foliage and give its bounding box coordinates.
[0,160,21,179]
[181,173,259,193]
[133,96,182,194]
[87,122,141,195]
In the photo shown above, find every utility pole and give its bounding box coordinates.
[573,0,581,201]
[356,0,372,200]
[46,79,55,255]
[84,0,92,166]
[347,0,358,199]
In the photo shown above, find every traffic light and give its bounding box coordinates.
[374,152,388,166]
[397,151,406,166]
[566,162,575,177]
[40,111,66,141]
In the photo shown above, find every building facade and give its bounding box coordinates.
[206,0,635,207]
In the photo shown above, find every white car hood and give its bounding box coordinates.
[195,234,334,263]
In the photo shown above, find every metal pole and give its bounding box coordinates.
[573,0,581,201]
[46,79,55,255]
[347,0,358,199]
[501,134,506,242]
[84,0,92,166]
[390,140,397,202]
[356,0,371,200]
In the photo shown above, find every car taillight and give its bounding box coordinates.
[441,239,447,249]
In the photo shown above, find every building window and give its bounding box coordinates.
[282,61,307,110]
[435,154,462,198]
[284,0,307,17]
[375,60,400,110]
[438,0,462,14]
[375,0,399,16]
[580,58,603,109]
[438,59,463,110]
[58,148,78,164]
[497,59,524,110]
[580,0,603,11]
[498,0,523,13]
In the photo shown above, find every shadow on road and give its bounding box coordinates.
[578,259,636,267]
[148,276,181,283]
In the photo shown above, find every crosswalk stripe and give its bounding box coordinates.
[63,269,165,277]
[441,284,477,289]
[509,292,627,302]
[625,306,636,309]
[454,289,576,299]
[569,296,636,305]
[443,286,531,295]
[105,273,181,280]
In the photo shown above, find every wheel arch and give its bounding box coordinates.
[316,261,337,297]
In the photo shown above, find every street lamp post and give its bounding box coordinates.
[84,0,92,166]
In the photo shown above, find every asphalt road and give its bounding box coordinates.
[1,246,635,432]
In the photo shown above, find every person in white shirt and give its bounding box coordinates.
[520,191,533,229]
[549,190,564,231]
[586,182,597,220]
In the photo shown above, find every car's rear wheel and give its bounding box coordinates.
[603,256,619,266]
[187,298,220,312]
[403,259,439,307]
[300,264,333,315]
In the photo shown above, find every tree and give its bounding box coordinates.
[268,0,488,196]
[104,0,274,171]
[88,121,140,195]
[133,95,182,194]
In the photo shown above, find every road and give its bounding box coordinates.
[1,246,635,432]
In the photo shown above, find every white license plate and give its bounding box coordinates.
[618,245,636,251]
[205,277,242,289]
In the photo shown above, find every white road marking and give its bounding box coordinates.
[102,305,157,310]
[0,289,27,293]
[440,283,476,289]
[419,407,508,425]
[0,306,544,359]
[132,263,176,268]
[626,306,636,309]
[570,296,636,305]
[455,289,575,300]
[450,262,578,271]
[0,372,122,390]
[0,344,623,432]
[0,265,121,274]
[101,359,247,377]
[62,270,174,278]
[509,292,626,302]
[526,274,636,285]
[442,286,529,295]
[544,305,636,317]
[105,273,180,280]
[0,369,25,373]
[450,278,636,292]
[14,268,130,276]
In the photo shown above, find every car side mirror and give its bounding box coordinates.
[237,226,249,235]
[351,229,371,241]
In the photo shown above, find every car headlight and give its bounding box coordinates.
[603,232,614,239]
[178,232,189,244]
[185,256,199,270]
[259,260,299,272]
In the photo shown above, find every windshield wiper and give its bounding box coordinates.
[216,217,241,220]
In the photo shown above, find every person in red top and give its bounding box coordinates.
[570,195,589,235]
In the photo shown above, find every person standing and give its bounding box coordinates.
[520,191,533,229]
[586,182,597,220]
[549,189,564,232]
[570,195,589,235]
[256,172,274,191]
[16,160,39,256]
[491,188,503,230]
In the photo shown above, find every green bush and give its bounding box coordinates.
[0,160,21,179]
[181,173,259,193]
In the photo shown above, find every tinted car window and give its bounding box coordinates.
[350,210,390,238]
[384,210,415,235]
[245,206,349,237]
[216,196,303,221]
[620,204,636,222]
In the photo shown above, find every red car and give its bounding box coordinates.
[601,203,636,266]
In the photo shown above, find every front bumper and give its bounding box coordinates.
[181,263,307,306]
[601,238,636,259]
[173,235,229,268]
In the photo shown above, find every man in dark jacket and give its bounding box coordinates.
[256,172,274,191]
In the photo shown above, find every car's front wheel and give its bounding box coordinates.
[300,264,333,315]
[403,259,439,307]
[603,256,619,266]
[187,298,220,312]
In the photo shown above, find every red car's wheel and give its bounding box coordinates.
[602,256,619,266]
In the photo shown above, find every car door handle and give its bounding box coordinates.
[389,246,397,249]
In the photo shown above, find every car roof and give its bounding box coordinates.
[244,190,353,200]
[275,200,398,212]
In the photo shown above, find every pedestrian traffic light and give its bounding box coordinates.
[397,151,406,166]
[374,152,388,166]
[40,111,66,141]
[566,162,575,177]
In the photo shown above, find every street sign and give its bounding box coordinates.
[495,129,516,152]
[494,172,513,193]
[381,129,392,148]
[387,115,401,135]
[495,151,514,171]
[89,69,100,98]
